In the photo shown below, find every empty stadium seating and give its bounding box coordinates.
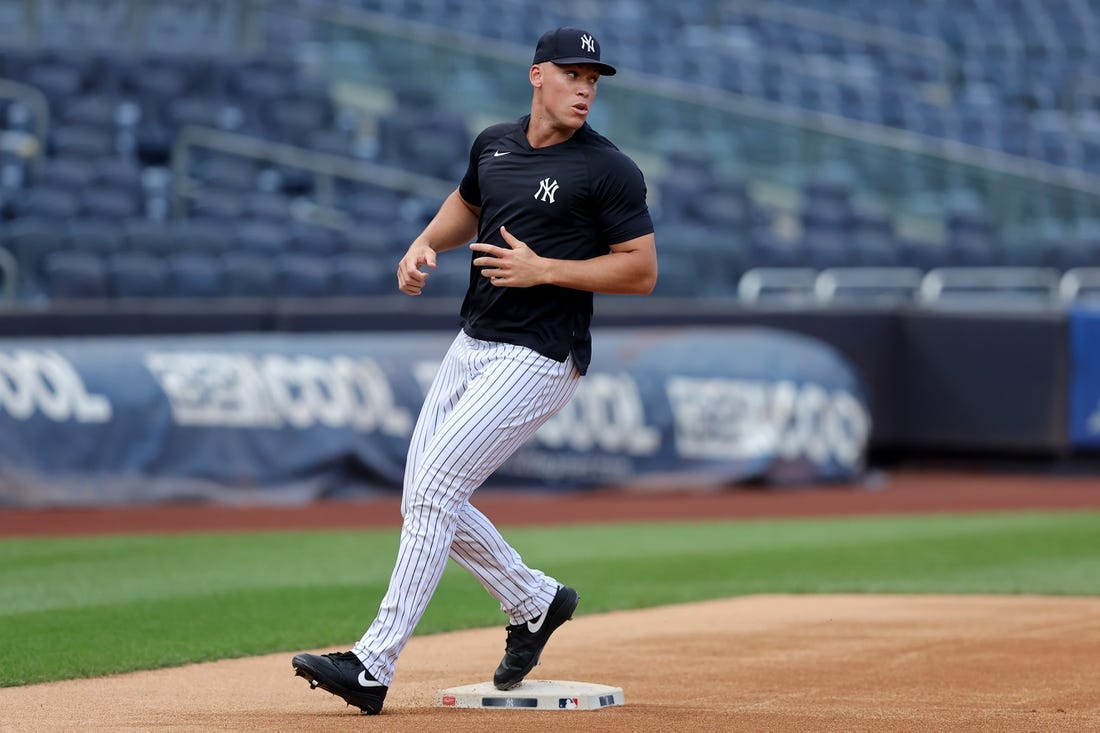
[1,0,1099,308]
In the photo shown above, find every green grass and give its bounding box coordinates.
[2,511,1099,686]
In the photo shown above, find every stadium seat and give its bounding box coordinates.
[221,252,277,298]
[64,219,124,256]
[242,191,293,224]
[122,219,177,255]
[235,220,293,255]
[93,155,145,192]
[14,186,80,219]
[288,225,347,256]
[80,187,141,220]
[106,252,169,298]
[330,254,392,296]
[61,94,122,131]
[4,218,69,297]
[27,62,85,111]
[275,253,333,297]
[344,225,396,254]
[35,157,97,190]
[171,219,236,254]
[192,156,258,191]
[165,253,225,298]
[42,251,108,299]
[49,124,115,158]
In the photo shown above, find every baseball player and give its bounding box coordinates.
[292,26,657,715]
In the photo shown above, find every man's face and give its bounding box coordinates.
[534,62,600,131]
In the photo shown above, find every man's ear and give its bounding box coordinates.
[530,64,543,88]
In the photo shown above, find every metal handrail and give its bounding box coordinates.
[918,267,1062,304]
[0,77,50,147]
[0,245,19,305]
[171,125,455,223]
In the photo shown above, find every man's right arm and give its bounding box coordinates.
[397,189,481,296]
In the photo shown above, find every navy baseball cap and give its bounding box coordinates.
[532,27,617,76]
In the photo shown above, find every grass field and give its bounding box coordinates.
[2,510,1099,687]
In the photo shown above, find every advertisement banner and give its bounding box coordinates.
[0,328,870,507]
[1069,308,1100,447]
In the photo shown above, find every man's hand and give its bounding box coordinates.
[397,242,437,295]
[470,226,547,288]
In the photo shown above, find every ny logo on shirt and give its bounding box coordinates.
[534,177,560,203]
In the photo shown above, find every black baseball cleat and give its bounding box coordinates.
[292,651,388,715]
[493,585,579,690]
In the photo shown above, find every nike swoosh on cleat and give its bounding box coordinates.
[526,614,547,634]
[493,150,510,157]
[358,670,384,688]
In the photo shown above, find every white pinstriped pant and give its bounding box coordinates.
[353,331,581,684]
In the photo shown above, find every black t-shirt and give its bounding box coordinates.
[457,115,653,375]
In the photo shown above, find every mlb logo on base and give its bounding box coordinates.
[559,697,579,709]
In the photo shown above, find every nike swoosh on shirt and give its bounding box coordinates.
[493,150,510,157]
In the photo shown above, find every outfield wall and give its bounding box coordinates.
[0,298,1088,507]
[0,326,870,507]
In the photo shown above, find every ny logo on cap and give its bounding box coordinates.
[580,34,595,53]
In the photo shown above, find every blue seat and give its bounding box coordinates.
[1042,237,1100,271]
[693,180,753,229]
[242,191,293,224]
[189,189,247,221]
[93,156,145,192]
[166,253,224,298]
[123,219,176,255]
[344,225,394,254]
[64,219,125,255]
[330,254,392,296]
[171,219,235,254]
[288,225,347,256]
[338,183,399,226]
[106,252,168,298]
[15,187,80,219]
[898,237,949,271]
[49,124,116,158]
[4,218,70,297]
[27,63,85,111]
[802,225,854,269]
[264,93,334,146]
[946,210,1000,266]
[192,156,258,191]
[235,220,292,255]
[61,94,121,131]
[650,256,702,297]
[42,251,108,299]
[850,211,899,266]
[306,128,354,156]
[168,95,246,134]
[35,157,97,190]
[221,252,277,297]
[80,187,141,219]
[275,253,333,297]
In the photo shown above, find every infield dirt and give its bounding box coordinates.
[3,470,1100,732]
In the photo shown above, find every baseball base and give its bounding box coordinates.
[435,679,625,710]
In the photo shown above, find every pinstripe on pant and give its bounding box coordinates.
[353,331,580,684]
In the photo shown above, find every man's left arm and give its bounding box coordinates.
[470,226,657,295]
